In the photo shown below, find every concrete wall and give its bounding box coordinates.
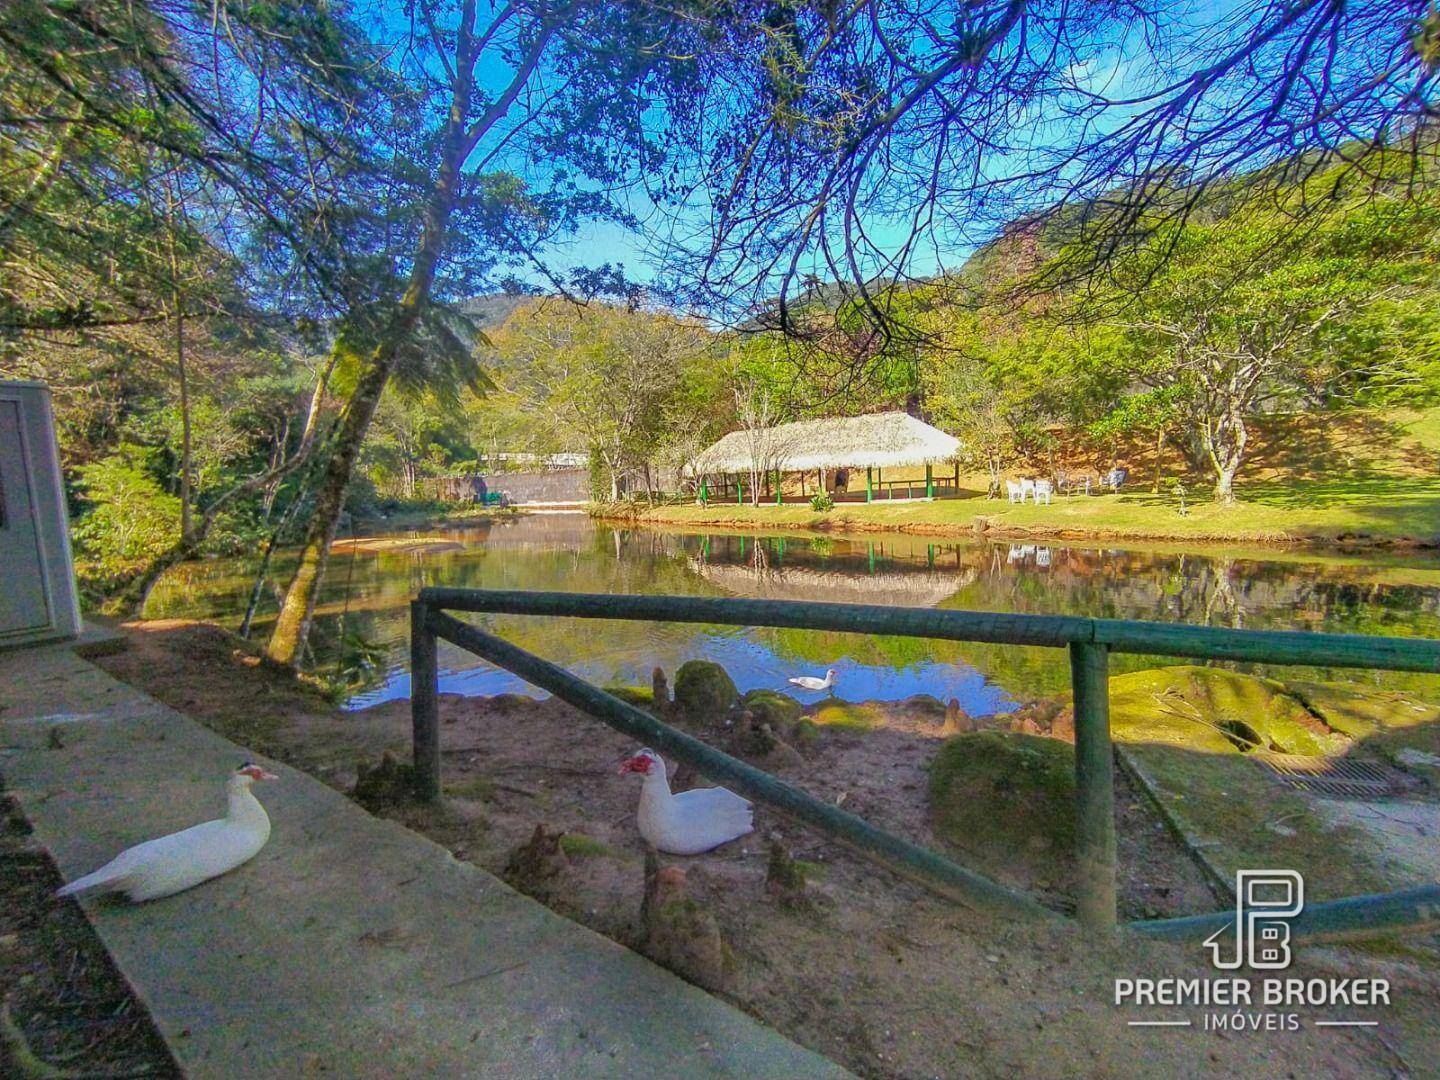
[423,468,590,505]
[485,468,588,504]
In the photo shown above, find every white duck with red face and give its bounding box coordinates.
[57,763,278,903]
[619,749,753,855]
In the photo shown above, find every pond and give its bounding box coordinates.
[143,513,1440,710]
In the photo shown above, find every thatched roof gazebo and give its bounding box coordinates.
[689,411,961,503]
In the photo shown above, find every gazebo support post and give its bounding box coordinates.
[737,477,743,505]
[865,467,872,502]
[775,469,782,505]
[926,464,934,499]
[699,476,708,505]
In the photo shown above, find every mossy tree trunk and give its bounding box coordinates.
[266,2,554,665]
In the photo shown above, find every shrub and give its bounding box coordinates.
[71,453,181,573]
[673,660,738,720]
[809,492,834,512]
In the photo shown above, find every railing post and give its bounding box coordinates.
[1070,640,1117,934]
[411,599,441,802]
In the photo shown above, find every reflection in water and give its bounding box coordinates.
[143,514,1440,710]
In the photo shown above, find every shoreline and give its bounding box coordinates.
[589,500,1440,553]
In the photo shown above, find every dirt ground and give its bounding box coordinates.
[0,789,179,1079]
[93,620,1439,1078]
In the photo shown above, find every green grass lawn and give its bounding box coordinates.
[604,474,1440,546]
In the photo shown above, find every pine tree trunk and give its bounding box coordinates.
[176,304,192,537]
[264,5,486,664]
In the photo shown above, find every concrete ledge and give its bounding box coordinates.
[0,646,846,1079]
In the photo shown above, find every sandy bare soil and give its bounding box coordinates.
[94,620,1437,1078]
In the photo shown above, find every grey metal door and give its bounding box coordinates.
[0,398,52,634]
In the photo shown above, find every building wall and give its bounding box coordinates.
[485,468,588,504]
[425,468,589,505]
[0,381,81,645]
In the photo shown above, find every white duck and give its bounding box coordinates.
[619,748,753,855]
[57,762,277,903]
[788,668,838,693]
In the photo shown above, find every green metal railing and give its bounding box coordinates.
[410,588,1440,940]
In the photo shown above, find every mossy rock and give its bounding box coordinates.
[673,660,738,720]
[809,701,881,731]
[743,688,802,727]
[604,685,656,708]
[1108,666,1349,757]
[929,732,1076,878]
[1284,680,1440,740]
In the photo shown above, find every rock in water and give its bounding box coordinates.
[640,849,731,991]
[503,824,571,904]
[673,660,739,722]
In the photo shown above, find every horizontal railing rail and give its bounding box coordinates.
[418,588,1440,672]
[410,588,1440,942]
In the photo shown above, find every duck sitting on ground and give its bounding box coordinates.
[57,762,277,902]
[619,748,753,855]
[788,668,838,693]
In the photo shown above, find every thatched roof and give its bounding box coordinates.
[690,411,960,475]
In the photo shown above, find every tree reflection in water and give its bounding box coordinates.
[141,515,1440,709]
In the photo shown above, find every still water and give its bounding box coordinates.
[144,513,1440,710]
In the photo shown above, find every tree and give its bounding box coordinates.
[492,300,710,499]
[669,0,1438,351]
[1101,189,1440,502]
[732,381,792,507]
[924,349,1014,499]
[2,0,396,612]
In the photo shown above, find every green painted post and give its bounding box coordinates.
[866,467,873,502]
[699,477,708,504]
[737,478,743,505]
[1070,641,1117,934]
[775,469,782,505]
[868,542,876,573]
[410,601,441,802]
[927,544,935,568]
[926,464,934,499]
